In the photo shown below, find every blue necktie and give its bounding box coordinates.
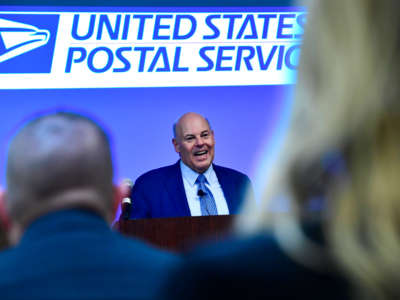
[196,174,218,216]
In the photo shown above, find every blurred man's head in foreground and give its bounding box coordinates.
[3,111,115,241]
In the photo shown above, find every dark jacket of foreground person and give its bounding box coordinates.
[161,225,349,300]
[0,209,179,300]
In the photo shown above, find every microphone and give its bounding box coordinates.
[197,189,206,197]
[121,197,132,220]
[120,178,133,221]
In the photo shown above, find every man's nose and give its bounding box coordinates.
[195,136,204,146]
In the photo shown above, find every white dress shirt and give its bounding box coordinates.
[180,160,229,216]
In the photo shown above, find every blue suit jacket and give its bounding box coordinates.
[0,209,180,300]
[130,161,252,219]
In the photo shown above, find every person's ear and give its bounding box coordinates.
[0,188,20,246]
[0,187,10,232]
[172,138,180,153]
[0,186,5,210]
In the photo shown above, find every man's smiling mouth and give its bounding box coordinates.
[194,150,208,156]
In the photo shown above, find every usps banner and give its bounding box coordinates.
[0,8,305,89]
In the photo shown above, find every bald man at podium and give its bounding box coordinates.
[130,112,252,219]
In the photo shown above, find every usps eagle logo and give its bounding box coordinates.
[0,17,50,63]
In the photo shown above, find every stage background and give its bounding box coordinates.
[0,2,301,212]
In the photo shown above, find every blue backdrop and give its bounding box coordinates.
[0,85,292,196]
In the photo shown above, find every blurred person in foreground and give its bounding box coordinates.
[161,1,400,299]
[0,111,179,300]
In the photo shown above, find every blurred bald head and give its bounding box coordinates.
[6,111,113,227]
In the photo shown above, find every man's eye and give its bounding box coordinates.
[185,136,194,141]
[201,133,209,138]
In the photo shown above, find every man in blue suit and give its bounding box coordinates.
[130,112,252,219]
[0,111,179,300]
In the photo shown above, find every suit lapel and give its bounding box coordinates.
[164,161,191,216]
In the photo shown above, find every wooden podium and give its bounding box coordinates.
[116,215,234,252]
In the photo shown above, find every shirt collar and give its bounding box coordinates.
[180,160,214,186]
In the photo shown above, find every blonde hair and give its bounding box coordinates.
[238,1,400,299]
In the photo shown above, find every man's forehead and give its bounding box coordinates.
[179,116,210,134]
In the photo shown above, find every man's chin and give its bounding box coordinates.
[193,162,212,173]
